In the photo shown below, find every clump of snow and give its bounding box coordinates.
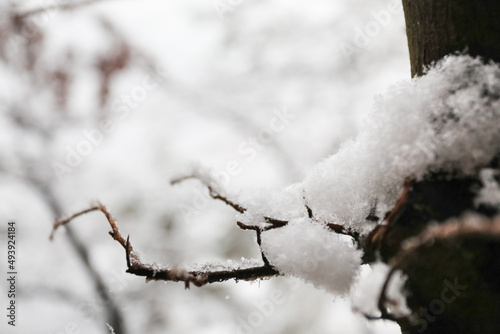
[237,183,307,228]
[175,56,500,298]
[476,168,500,208]
[260,217,362,295]
[246,55,500,297]
[305,55,500,232]
[352,263,409,317]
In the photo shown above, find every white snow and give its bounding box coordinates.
[107,324,116,334]
[305,55,500,232]
[188,257,263,272]
[261,217,362,295]
[248,55,500,297]
[352,263,409,317]
[476,168,500,208]
[237,182,307,228]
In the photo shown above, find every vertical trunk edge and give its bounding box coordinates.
[402,0,500,77]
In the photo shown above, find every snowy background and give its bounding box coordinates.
[0,0,409,333]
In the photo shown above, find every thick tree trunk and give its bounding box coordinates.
[402,0,500,77]
[374,2,500,333]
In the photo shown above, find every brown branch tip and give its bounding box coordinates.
[51,202,279,288]
[170,174,246,213]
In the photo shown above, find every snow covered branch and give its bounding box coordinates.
[51,172,367,290]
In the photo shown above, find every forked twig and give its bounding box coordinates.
[51,202,279,288]
[51,202,138,261]
[173,174,360,240]
[303,191,360,240]
[171,174,289,232]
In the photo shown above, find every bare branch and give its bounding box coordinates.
[52,203,280,288]
[171,175,246,214]
[171,174,294,232]
[51,203,131,250]
[365,178,413,251]
[127,259,279,288]
[237,221,271,266]
[262,217,288,231]
[38,188,125,333]
[303,191,315,219]
[380,178,413,227]
[50,205,100,239]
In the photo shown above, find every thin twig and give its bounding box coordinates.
[303,189,360,240]
[50,205,99,240]
[52,203,280,288]
[171,175,246,213]
[263,217,288,230]
[381,178,413,227]
[237,221,271,266]
[208,185,246,214]
[39,189,125,334]
[171,174,295,233]
[365,178,413,250]
[303,191,315,219]
[51,202,137,261]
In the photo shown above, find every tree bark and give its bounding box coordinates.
[373,2,500,333]
[402,0,500,77]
